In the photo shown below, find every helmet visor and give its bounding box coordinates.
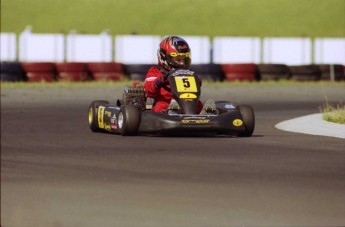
[168,52,191,69]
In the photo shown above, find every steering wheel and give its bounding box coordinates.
[161,69,177,92]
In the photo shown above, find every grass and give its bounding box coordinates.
[1,0,344,37]
[321,102,345,124]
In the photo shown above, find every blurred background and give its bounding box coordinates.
[1,0,344,82]
[2,0,344,37]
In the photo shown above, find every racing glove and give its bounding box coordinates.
[154,75,168,88]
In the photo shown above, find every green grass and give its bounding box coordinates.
[1,0,344,37]
[321,102,345,124]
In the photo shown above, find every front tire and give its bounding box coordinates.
[88,100,109,132]
[238,105,255,137]
[117,105,141,136]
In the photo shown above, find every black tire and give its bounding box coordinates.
[317,64,345,81]
[1,62,26,81]
[257,64,290,81]
[190,64,223,81]
[117,105,141,136]
[1,61,25,73]
[88,100,109,132]
[288,65,321,81]
[0,73,25,82]
[238,105,255,137]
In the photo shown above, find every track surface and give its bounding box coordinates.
[1,84,345,227]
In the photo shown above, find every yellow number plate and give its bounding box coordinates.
[175,76,197,92]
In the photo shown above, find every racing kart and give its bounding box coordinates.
[88,69,255,136]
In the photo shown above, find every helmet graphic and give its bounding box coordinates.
[157,36,191,71]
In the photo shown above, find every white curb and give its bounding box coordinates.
[275,113,345,139]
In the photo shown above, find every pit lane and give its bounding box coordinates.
[1,83,345,226]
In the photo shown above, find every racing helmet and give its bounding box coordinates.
[157,36,191,71]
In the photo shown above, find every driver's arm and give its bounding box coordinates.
[144,66,164,98]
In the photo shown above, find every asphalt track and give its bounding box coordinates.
[1,83,345,227]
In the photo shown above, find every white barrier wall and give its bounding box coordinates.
[66,32,112,62]
[263,37,312,65]
[212,37,261,64]
[115,35,161,64]
[181,36,211,64]
[19,28,64,62]
[0,33,17,61]
[314,38,345,64]
[4,28,345,65]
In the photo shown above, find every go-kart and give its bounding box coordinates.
[88,69,255,136]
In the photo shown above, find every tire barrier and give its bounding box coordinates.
[257,64,291,81]
[0,62,26,82]
[1,62,344,82]
[21,62,56,82]
[221,63,257,81]
[55,62,90,81]
[317,64,345,81]
[87,62,125,81]
[288,65,321,81]
[190,64,224,81]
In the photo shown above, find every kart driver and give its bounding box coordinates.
[144,36,204,113]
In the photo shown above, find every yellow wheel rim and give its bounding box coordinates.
[88,108,93,125]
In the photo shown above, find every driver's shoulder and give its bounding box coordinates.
[147,65,162,74]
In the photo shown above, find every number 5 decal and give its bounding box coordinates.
[175,76,197,92]
[182,78,191,88]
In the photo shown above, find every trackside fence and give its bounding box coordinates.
[1,29,344,82]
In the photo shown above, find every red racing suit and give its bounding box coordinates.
[144,65,203,112]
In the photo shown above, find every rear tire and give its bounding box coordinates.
[117,105,141,136]
[238,105,255,137]
[88,100,109,132]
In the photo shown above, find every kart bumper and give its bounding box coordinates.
[138,111,246,135]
